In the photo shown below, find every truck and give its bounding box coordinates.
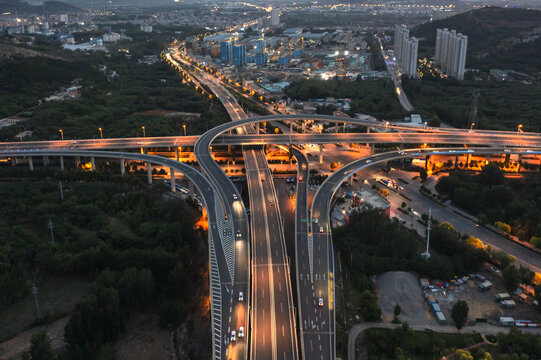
[478,280,493,291]
[435,311,446,324]
[495,293,511,302]
[501,300,517,309]
[500,317,515,327]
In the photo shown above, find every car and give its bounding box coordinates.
[425,327,434,332]
[313,218,319,224]
[233,194,238,200]
[319,226,324,233]
[236,230,242,238]
[366,159,372,164]
[298,176,303,182]
[318,298,324,307]
[308,231,312,237]
[270,201,274,206]
[238,326,244,338]
[231,330,236,342]
[238,292,244,302]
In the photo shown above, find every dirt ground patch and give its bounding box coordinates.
[114,313,173,360]
[0,317,68,360]
[377,271,427,324]
[0,276,89,343]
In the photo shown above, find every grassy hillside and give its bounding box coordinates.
[412,7,541,75]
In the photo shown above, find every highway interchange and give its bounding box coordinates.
[3,52,541,360]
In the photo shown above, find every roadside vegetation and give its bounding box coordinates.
[0,28,229,141]
[435,165,541,246]
[364,326,541,360]
[0,172,210,359]
[284,78,405,120]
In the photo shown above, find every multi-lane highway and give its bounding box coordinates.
[190,65,298,360]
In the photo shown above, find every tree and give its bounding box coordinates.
[401,202,406,208]
[455,349,474,360]
[359,290,382,322]
[451,300,469,330]
[26,330,55,360]
[479,164,504,187]
[495,221,511,233]
[502,265,521,292]
[394,303,401,317]
[420,168,428,182]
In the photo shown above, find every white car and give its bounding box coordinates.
[318,298,324,307]
[319,226,324,233]
[233,193,238,200]
[238,291,244,302]
[231,330,236,342]
[238,326,244,338]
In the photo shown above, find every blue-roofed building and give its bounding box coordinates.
[254,39,265,54]
[278,56,290,65]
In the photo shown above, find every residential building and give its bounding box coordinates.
[270,7,280,26]
[220,40,232,63]
[232,44,246,67]
[435,28,468,80]
[394,24,418,78]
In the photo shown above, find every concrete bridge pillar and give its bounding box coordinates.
[319,144,323,164]
[289,121,293,133]
[335,123,339,133]
[425,155,430,170]
[517,154,523,173]
[455,155,459,169]
[28,157,34,171]
[366,125,370,147]
[147,162,152,184]
[486,155,491,164]
[60,156,64,171]
[11,157,16,167]
[170,169,176,192]
[43,156,48,167]
[189,181,194,198]
[348,175,354,186]
[90,157,95,172]
[175,147,180,161]
[370,144,376,155]
[76,157,80,168]
[120,158,125,176]
[140,147,144,154]
[466,154,471,168]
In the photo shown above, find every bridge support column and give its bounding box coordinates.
[517,154,523,173]
[76,157,80,168]
[335,123,339,133]
[290,121,293,133]
[11,157,16,167]
[120,159,125,175]
[318,144,323,164]
[28,157,34,171]
[348,175,354,186]
[302,121,306,133]
[60,156,64,171]
[370,144,376,155]
[486,155,491,164]
[466,154,471,168]
[366,125,370,147]
[170,169,176,192]
[43,156,48,167]
[189,181,194,198]
[175,147,180,161]
[140,147,144,154]
[455,155,459,169]
[147,162,152,184]
[425,155,430,170]
[90,157,95,172]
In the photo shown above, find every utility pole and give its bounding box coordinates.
[422,208,432,259]
[47,218,55,243]
[31,283,41,318]
[58,180,63,201]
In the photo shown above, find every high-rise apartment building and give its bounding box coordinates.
[220,40,232,63]
[394,24,419,78]
[270,7,280,26]
[435,28,468,80]
[232,44,246,67]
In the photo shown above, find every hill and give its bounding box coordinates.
[0,0,81,14]
[411,7,541,75]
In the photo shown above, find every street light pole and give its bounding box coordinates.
[142,126,146,137]
[470,122,475,131]
[59,129,63,141]
[98,127,103,139]
[518,124,523,134]
[183,124,187,136]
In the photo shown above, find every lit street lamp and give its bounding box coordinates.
[385,121,389,132]
[470,122,475,131]
[518,124,523,134]
[98,127,103,139]
[183,124,187,136]
[142,126,146,137]
[59,129,63,141]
